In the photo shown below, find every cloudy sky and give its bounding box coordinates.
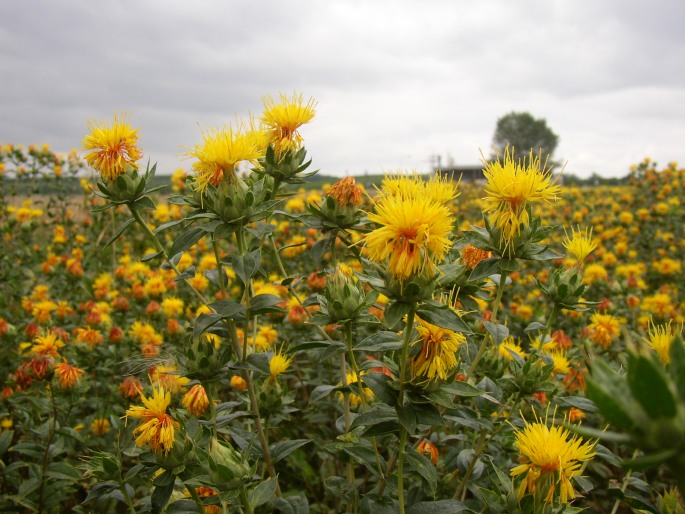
[1,0,684,178]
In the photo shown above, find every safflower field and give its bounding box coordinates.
[0,93,684,514]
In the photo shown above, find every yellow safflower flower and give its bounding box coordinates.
[82,113,143,182]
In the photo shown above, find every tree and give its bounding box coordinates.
[491,111,559,162]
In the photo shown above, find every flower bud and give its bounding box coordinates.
[208,438,251,490]
[320,267,370,322]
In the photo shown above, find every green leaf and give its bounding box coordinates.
[627,351,677,418]
[498,258,519,272]
[169,227,205,259]
[102,217,135,249]
[272,493,310,514]
[355,331,403,352]
[193,313,223,339]
[129,196,156,211]
[153,218,186,234]
[416,303,471,334]
[228,249,261,286]
[270,439,311,463]
[151,480,175,514]
[350,406,397,431]
[524,321,546,332]
[309,385,337,403]
[564,423,632,444]
[622,449,678,471]
[396,403,417,434]
[362,372,398,406]
[385,301,411,330]
[249,294,286,315]
[209,300,247,321]
[166,499,202,513]
[668,335,685,402]
[483,321,509,345]
[248,477,278,509]
[467,257,500,281]
[342,446,385,478]
[586,360,641,430]
[45,461,81,481]
[554,396,597,413]
[405,449,437,496]
[407,500,468,513]
[0,430,13,455]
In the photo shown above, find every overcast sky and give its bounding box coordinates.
[1,0,684,178]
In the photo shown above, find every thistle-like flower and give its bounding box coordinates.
[364,176,454,281]
[186,121,266,193]
[482,148,559,244]
[411,316,465,381]
[511,412,595,505]
[82,113,143,182]
[261,92,316,157]
[563,227,598,266]
[125,384,180,454]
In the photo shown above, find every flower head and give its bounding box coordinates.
[261,92,316,156]
[125,383,180,454]
[645,321,681,364]
[82,113,143,182]
[411,316,465,381]
[327,176,364,207]
[364,178,454,281]
[187,121,265,193]
[31,332,65,357]
[563,227,598,265]
[587,313,620,349]
[54,362,84,388]
[181,384,210,416]
[269,349,293,378]
[483,148,559,242]
[511,412,595,505]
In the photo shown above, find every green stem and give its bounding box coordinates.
[454,431,488,500]
[544,304,560,337]
[467,271,508,380]
[397,305,417,514]
[239,485,254,514]
[609,449,639,514]
[38,388,58,514]
[187,486,205,513]
[212,237,228,299]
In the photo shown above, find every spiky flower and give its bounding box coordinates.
[82,113,143,182]
[483,148,559,243]
[269,349,293,379]
[511,412,595,505]
[364,178,454,281]
[587,313,621,349]
[31,332,65,357]
[54,362,84,388]
[563,227,598,265]
[411,316,465,381]
[645,321,681,365]
[378,172,459,206]
[125,384,180,454]
[261,92,316,156]
[186,121,265,193]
